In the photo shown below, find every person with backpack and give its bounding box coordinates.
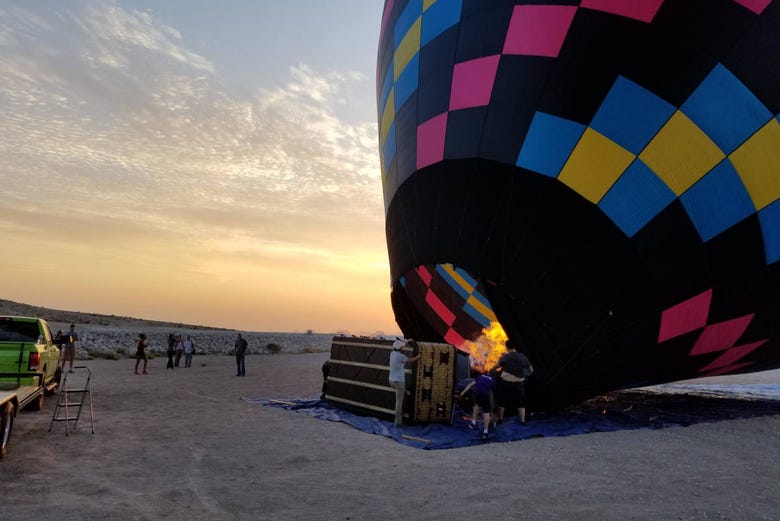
[495,339,533,425]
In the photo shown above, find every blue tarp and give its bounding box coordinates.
[244,384,780,450]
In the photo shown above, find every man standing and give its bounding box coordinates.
[388,339,420,427]
[235,333,248,376]
[495,340,533,424]
[182,336,195,368]
[60,324,79,373]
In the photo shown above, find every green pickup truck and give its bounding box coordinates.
[0,316,61,459]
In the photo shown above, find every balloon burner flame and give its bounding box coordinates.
[463,321,508,373]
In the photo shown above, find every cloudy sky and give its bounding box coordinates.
[0,0,396,334]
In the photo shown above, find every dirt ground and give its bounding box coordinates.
[1,352,779,520]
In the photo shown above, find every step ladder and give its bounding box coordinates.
[49,366,95,436]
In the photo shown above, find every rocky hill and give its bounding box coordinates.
[0,298,226,330]
[0,299,333,359]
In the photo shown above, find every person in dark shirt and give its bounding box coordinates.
[495,340,533,424]
[166,333,176,370]
[320,359,330,399]
[60,324,79,373]
[235,333,249,376]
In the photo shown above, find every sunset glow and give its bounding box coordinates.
[0,1,395,334]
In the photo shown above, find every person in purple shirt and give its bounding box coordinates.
[458,372,497,439]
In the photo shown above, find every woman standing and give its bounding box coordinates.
[135,333,149,375]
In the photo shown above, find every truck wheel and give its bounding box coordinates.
[27,391,44,412]
[49,368,63,395]
[1,402,14,459]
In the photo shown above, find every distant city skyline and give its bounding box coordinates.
[0,0,399,334]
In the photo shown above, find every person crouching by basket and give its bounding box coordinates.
[388,339,421,427]
[458,371,497,439]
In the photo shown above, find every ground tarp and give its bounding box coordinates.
[244,384,780,450]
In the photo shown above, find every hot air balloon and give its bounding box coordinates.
[377,0,780,410]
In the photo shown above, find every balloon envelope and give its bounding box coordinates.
[377,0,780,409]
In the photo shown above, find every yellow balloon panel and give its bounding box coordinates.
[640,111,725,196]
[381,89,395,146]
[729,118,780,211]
[558,127,635,204]
[394,18,421,82]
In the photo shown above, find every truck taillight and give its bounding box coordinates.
[28,352,40,371]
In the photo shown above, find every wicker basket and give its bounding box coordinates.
[412,342,455,423]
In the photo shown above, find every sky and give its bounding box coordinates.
[0,0,398,334]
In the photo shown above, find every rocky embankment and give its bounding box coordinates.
[49,323,334,359]
[0,298,333,359]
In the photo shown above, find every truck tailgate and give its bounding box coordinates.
[0,373,44,410]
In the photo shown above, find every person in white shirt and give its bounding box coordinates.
[182,336,195,368]
[388,339,421,427]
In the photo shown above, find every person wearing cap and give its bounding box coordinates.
[495,339,533,424]
[388,339,421,427]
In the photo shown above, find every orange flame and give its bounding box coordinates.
[463,321,508,373]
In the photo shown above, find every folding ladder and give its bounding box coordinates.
[49,366,94,436]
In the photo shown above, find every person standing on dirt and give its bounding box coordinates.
[235,333,248,376]
[166,333,176,370]
[60,324,79,373]
[174,335,184,367]
[183,335,195,368]
[134,333,149,375]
